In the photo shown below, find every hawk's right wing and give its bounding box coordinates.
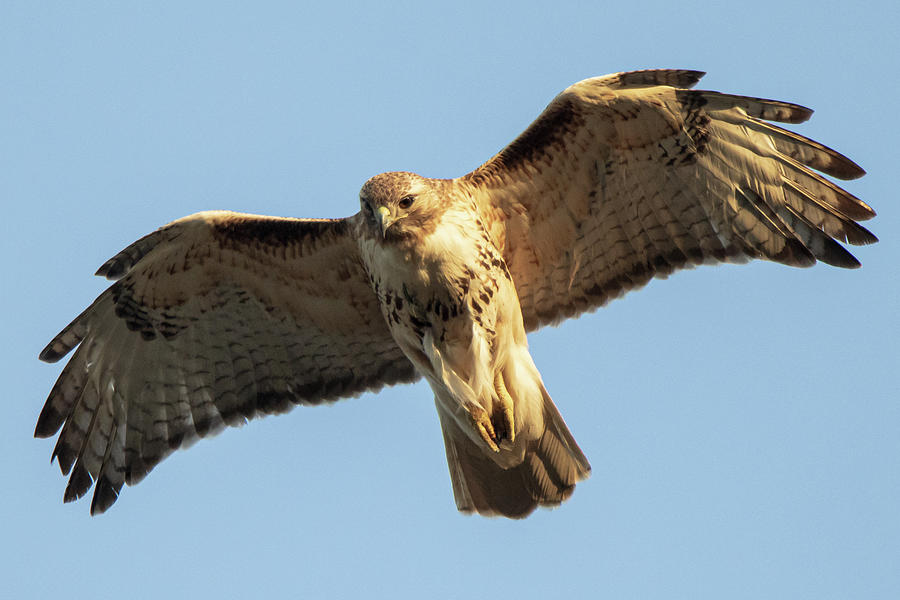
[36,210,418,514]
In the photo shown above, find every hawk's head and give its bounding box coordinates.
[359,172,446,244]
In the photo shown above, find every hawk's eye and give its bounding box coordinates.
[362,201,373,215]
[398,195,414,209]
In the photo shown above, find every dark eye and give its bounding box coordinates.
[398,195,414,209]
[361,200,373,215]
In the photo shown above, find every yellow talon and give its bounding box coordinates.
[469,404,500,452]
[493,370,516,444]
[475,418,500,453]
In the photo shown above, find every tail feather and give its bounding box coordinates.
[438,387,590,519]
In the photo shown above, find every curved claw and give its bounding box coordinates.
[470,405,500,453]
[493,370,516,444]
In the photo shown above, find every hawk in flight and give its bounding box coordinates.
[36,69,876,518]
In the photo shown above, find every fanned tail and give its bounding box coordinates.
[438,385,590,518]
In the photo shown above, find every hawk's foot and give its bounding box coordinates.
[493,371,516,445]
[468,404,500,453]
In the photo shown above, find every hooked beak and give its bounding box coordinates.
[375,205,395,238]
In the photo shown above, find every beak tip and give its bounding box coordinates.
[376,206,393,237]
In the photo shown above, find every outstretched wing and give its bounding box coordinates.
[463,69,877,330]
[36,210,418,514]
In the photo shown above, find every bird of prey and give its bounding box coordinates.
[36,69,876,518]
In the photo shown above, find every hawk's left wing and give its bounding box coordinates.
[36,211,418,514]
[462,69,876,331]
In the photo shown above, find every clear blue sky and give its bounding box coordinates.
[3,2,898,598]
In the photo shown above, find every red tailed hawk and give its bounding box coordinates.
[36,69,876,518]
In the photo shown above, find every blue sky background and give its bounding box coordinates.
[3,2,898,598]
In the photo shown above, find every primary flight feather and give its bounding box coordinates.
[36,69,876,517]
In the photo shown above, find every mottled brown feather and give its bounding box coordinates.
[462,69,875,331]
[37,211,418,513]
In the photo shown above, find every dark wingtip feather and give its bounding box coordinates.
[90,477,122,515]
[659,69,706,88]
[841,221,878,246]
[39,302,95,362]
[836,159,866,181]
[51,437,77,476]
[835,193,876,221]
[785,103,813,124]
[860,229,878,245]
[63,463,94,503]
[775,203,865,269]
[700,91,814,124]
[39,344,65,363]
[95,261,118,279]
[34,404,65,438]
[681,70,707,88]
[615,69,706,90]
[859,204,876,220]
[94,227,169,280]
[815,243,862,269]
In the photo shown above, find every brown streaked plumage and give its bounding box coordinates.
[36,69,876,518]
